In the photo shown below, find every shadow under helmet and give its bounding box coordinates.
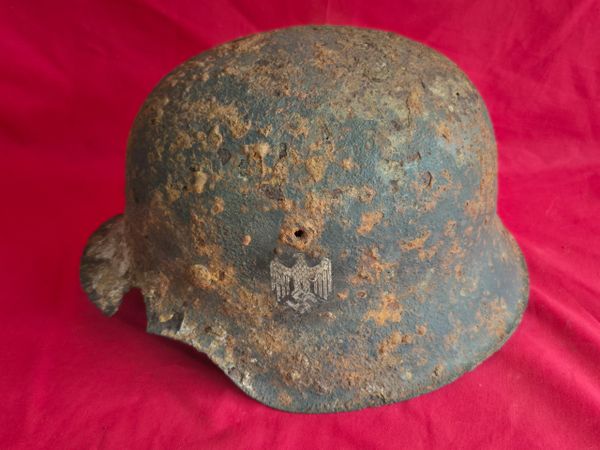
[81,25,529,413]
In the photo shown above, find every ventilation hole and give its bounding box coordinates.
[294,229,306,239]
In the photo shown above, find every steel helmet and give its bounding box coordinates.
[81,25,529,413]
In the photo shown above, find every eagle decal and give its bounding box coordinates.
[270,253,332,313]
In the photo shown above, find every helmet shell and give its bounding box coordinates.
[81,26,528,412]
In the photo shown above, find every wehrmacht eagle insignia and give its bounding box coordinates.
[270,253,332,313]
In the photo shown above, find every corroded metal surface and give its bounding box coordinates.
[80,26,529,413]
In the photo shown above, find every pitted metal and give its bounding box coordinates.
[80,25,529,413]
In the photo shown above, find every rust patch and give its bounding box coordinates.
[400,231,431,252]
[244,142,271,175]
[305,156,327,182]
[378,330,402,355]
[211,197,225,215]
[454,264,464,281]
[443,220,457,237]
[244,142,271,160]
[259,124,273,137]
[278,391,293,407]
[475,298,510,339]
[351,247,396,285]
[196,131,208,150]
[401,334,414,344]
[312,42,340,70]
[357,211,384,235]
[436,122,451,141]
[337,289,349,300]
[358,186,376,203]
[172,131,192,151]
[189,264,217,290]
[464,198,485,220]
[341,157,357,171]
[398,228,440,261]
[189,262,236,293]
[208,125,223,148]
[192,171,208,193]
[164,180,181,203]
[406,88,424,116]
[287,113,310,138]
[186,98,251,140]
[364,292,403,326]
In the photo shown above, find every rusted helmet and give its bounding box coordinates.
[81,25,528,413]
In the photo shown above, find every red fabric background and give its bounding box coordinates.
[1,0,599,448]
